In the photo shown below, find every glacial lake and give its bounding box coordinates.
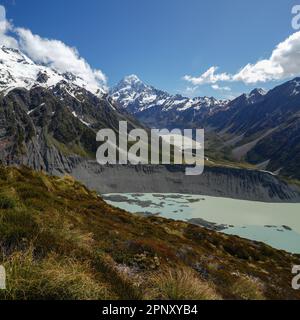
[103,193,300,254]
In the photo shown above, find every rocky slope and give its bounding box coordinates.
[0,85,141,173]
[70,162,300,202]
[0,46,143,174]
[0,166,299,300]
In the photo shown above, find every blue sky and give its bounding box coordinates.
[1,0,300,98]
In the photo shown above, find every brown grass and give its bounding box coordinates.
[0,248,111,300]
[231,276,265,300]
[144,267,221,300]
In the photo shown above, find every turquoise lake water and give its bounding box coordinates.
[103,193,300,254]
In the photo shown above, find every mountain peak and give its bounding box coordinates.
[249,88,267,97]
[121,74,144,87]
[111,74,229,117]
[229,88,267,107]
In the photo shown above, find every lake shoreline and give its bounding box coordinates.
[103,193,300,254]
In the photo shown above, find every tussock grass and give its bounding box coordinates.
[34,211,95,256]
[94,253,143,300]
[0,194,17,209]
[144,267,221,300]
[0,209,38,248]
[0,248,110,300]
[231,276,265,300]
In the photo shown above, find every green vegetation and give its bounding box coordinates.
[280,176,300,191]
[204,157,256,170]
[45,133,94,159]
[0,165,299,300]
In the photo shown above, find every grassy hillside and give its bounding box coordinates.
[0,165,299,300]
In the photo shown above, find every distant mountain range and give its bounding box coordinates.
[0,44,299,183]
[110,74,229,129]
[111,75,300,179]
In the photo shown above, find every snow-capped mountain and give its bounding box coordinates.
[0,46,106,97]
[110,75,229,128]
[110,74,170,113]
[245,88,267,104]
[111,74,228,113]
[0,46,143,175]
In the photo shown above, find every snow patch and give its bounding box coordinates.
[71,111,91,127]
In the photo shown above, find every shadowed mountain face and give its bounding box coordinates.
[0,84,141,174]
[208,78,300,178]
[112,76,300,179]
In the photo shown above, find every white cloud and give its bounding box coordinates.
[185,86,198,93]
[184,31,300,85]
[0,5,5,22]
[16,28,107,89]
[0,5,18,48]
[233,31,300,83]
[211,84,231,91]
[0,5,107,91]
[183,66,230,85]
